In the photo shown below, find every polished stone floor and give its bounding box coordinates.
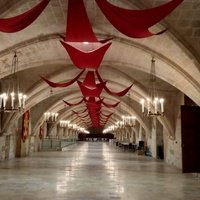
[0,142,200,200]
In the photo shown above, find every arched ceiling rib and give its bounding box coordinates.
[0,0,200,135]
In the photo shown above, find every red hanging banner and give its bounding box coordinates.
[96,71,133,97]
[60,41,111,70]
[63,0,111,69]
[66,0,97,42]
[0,0,51,33]
[82,71,96,89]
[39,124,44,140]
[41,69,85,88]
[21,110,30,143]
[78,81,105,97]
[72,108,88,115]
[63,97,85,106]
[102,100,120,108]
[95,0,183,38]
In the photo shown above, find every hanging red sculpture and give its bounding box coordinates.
[95,0,183,38]
[0,0,51,33]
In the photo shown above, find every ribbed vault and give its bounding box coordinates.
[0,0,199,137]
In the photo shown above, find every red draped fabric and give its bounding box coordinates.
[96,71,133,97]
[100,113,113,120]
[72,108,87,115]
[82,71,96,89]
[85,97,103,106]
[63,98,85,106]
[66,0,97,42]
[95,0,183,38]
[78,81,105,97]
[77,113,89,119]
[87,104,101,109]
[63,0,111,70]
[102,100,120,108]
[41,69,85,88]
[101,112,113,118]
[60,41,111,70]
[0,0,51,33]
[104,84,133,97]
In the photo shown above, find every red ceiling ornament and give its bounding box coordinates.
[0,0,51,33]
[78,81,106,97]
[101,112,113,118]
[76,113,89,119]
[85,97,103,107]
[96,71,133,97]
[41,69,85,88]
[61,0,112,70]
[102,100,120,108]
[39,0,181,129]
[60,41,111,70]
[63,97,85,106]
[82,71,96,89]
[72,108,88,115]
[95,0,183,38]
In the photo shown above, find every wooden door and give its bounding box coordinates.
[181,106,200,173]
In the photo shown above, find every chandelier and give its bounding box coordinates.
[120,94,136,127]
[0,52,27,112]
[44,112,58,123]
[122,115,136,127]
[60,120,70,128]
[140,57,164,117]
[103,124,116,133]
[59,120,89,134]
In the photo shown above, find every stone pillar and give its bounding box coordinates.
[150,117,157,158]
[43,122,48,138]
[0,136,6,160]
[129,128,135,143]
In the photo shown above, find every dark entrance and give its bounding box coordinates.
[181,105,200,173]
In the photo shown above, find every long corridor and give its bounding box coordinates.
[0,142,199,200]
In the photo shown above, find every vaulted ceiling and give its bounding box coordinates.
[0,0,199,136]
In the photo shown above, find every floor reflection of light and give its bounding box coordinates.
[56,143,88,193]
[102,143,125,194]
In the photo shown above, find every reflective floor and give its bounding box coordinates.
[0,142,200,200]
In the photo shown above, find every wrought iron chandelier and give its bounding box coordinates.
[122,115,136,127]
[44,112,58,123]
[140,57,164,117]
[59,120,89,134]
[0,52,27,112]
[121,94,136,127]
[60,120,70,128]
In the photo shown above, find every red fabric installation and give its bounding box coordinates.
[63,98,85,106]
[77,113,89,118]
[0,0,51,33]
[41,69,85,88]
[78,81,105,97]
[96,71,133,97]
[85,97,103,107]
[82,71,96,89]
[66,0,97,42]
[95,0,183,38]
[72,108,87,115]
[104,84,133,97]
[102,100,120,108]
[101,112,113,118]
[60,41,111,70]
[63,0,111,70]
